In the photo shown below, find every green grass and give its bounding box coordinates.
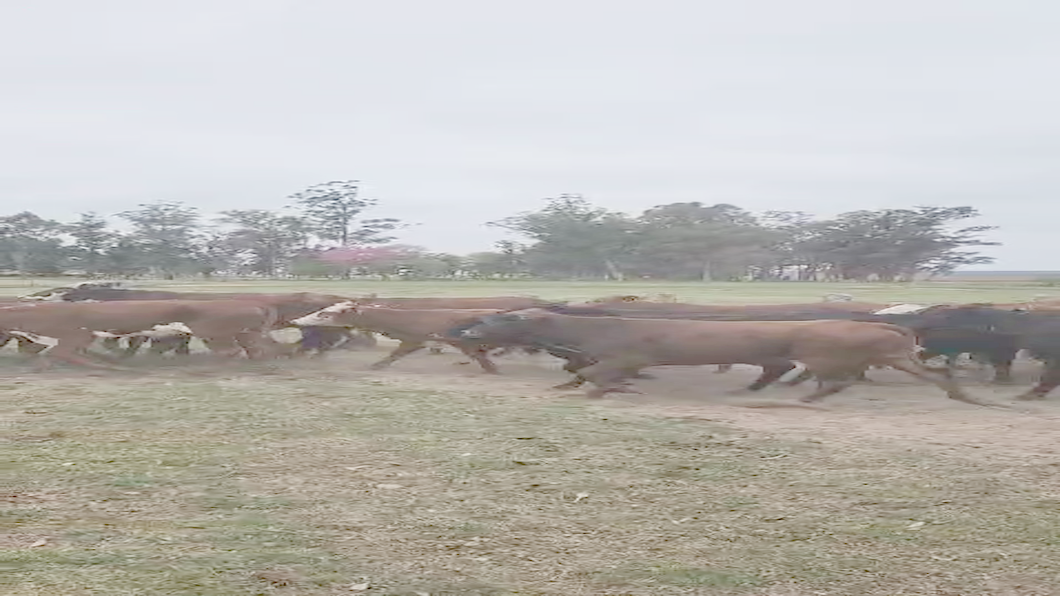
[5,362,1060,595]
[3,277,1060,304]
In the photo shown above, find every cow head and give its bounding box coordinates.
[290,301,360,327]
[444,309,551,342]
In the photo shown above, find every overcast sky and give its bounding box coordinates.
[1,1,1057,269]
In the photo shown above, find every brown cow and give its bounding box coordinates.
[291,303,504,372]
[351,296,554,355]
[357,296,552,310]
[452,309,982,404]
[0,300,279,368]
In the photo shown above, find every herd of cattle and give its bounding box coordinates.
[3,282,1060,407]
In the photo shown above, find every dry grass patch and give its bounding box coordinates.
[4,361,1060,595]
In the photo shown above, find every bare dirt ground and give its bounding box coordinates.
[15,342,1060,464]
[289,344,1060,462]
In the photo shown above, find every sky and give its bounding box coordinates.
[1,0,1057,269]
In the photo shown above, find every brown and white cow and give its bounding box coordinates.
[18,286,353,356]
[349,296,555,355]
[291,303,505,372]
[0,300,279,368]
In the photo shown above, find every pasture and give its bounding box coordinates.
[6,279,1060,595]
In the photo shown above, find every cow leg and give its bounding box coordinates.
[369,341,425,370]
[149,336,191,356]
[798,372,856,403]
[575,362,641,398]
[44,332,123,370]
[553,365,644,390]
[886,357,988,406]
[745,361,798,391]
[200,337,245,358]
[986,349,1017,385]
[123,336,148,358]
[349,330,378,349]
[1016,360,1060,400]
[455,344,499,374]
[552,376,587,390]
[236,332,281,359]
[99,336,124,354]
[782,368,815,386]
[295,327,330,357]
[15,336,48,355]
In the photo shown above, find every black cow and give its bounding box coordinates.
[902,305,1060,399]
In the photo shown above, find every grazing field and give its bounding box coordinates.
[4,277,1060,303]
[6,279,1060,595]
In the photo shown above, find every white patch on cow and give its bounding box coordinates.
[779,363,807,382]
[92,322,193,340]
[18,291,66,302]
[290,301,357,326]
[139,323,193,338]
[9,331,59,348]
[873,304,930,315]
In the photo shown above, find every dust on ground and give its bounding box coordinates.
[13,341,1060,465]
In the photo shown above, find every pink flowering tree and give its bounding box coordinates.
[316,244,422,278]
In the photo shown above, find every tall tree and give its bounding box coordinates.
[491,194,636,279]
[216,210,309,276]
[467,241,528,278]
[631,203,777,281]
[66,212,117,276]
[809,206,997,281]
[289,180,402,246]
[0,211,68,275]
[117,202,203,279]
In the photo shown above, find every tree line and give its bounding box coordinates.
[0,184,997,281]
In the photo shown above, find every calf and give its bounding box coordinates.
[292,303,505,372]
[453,309,981,404]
